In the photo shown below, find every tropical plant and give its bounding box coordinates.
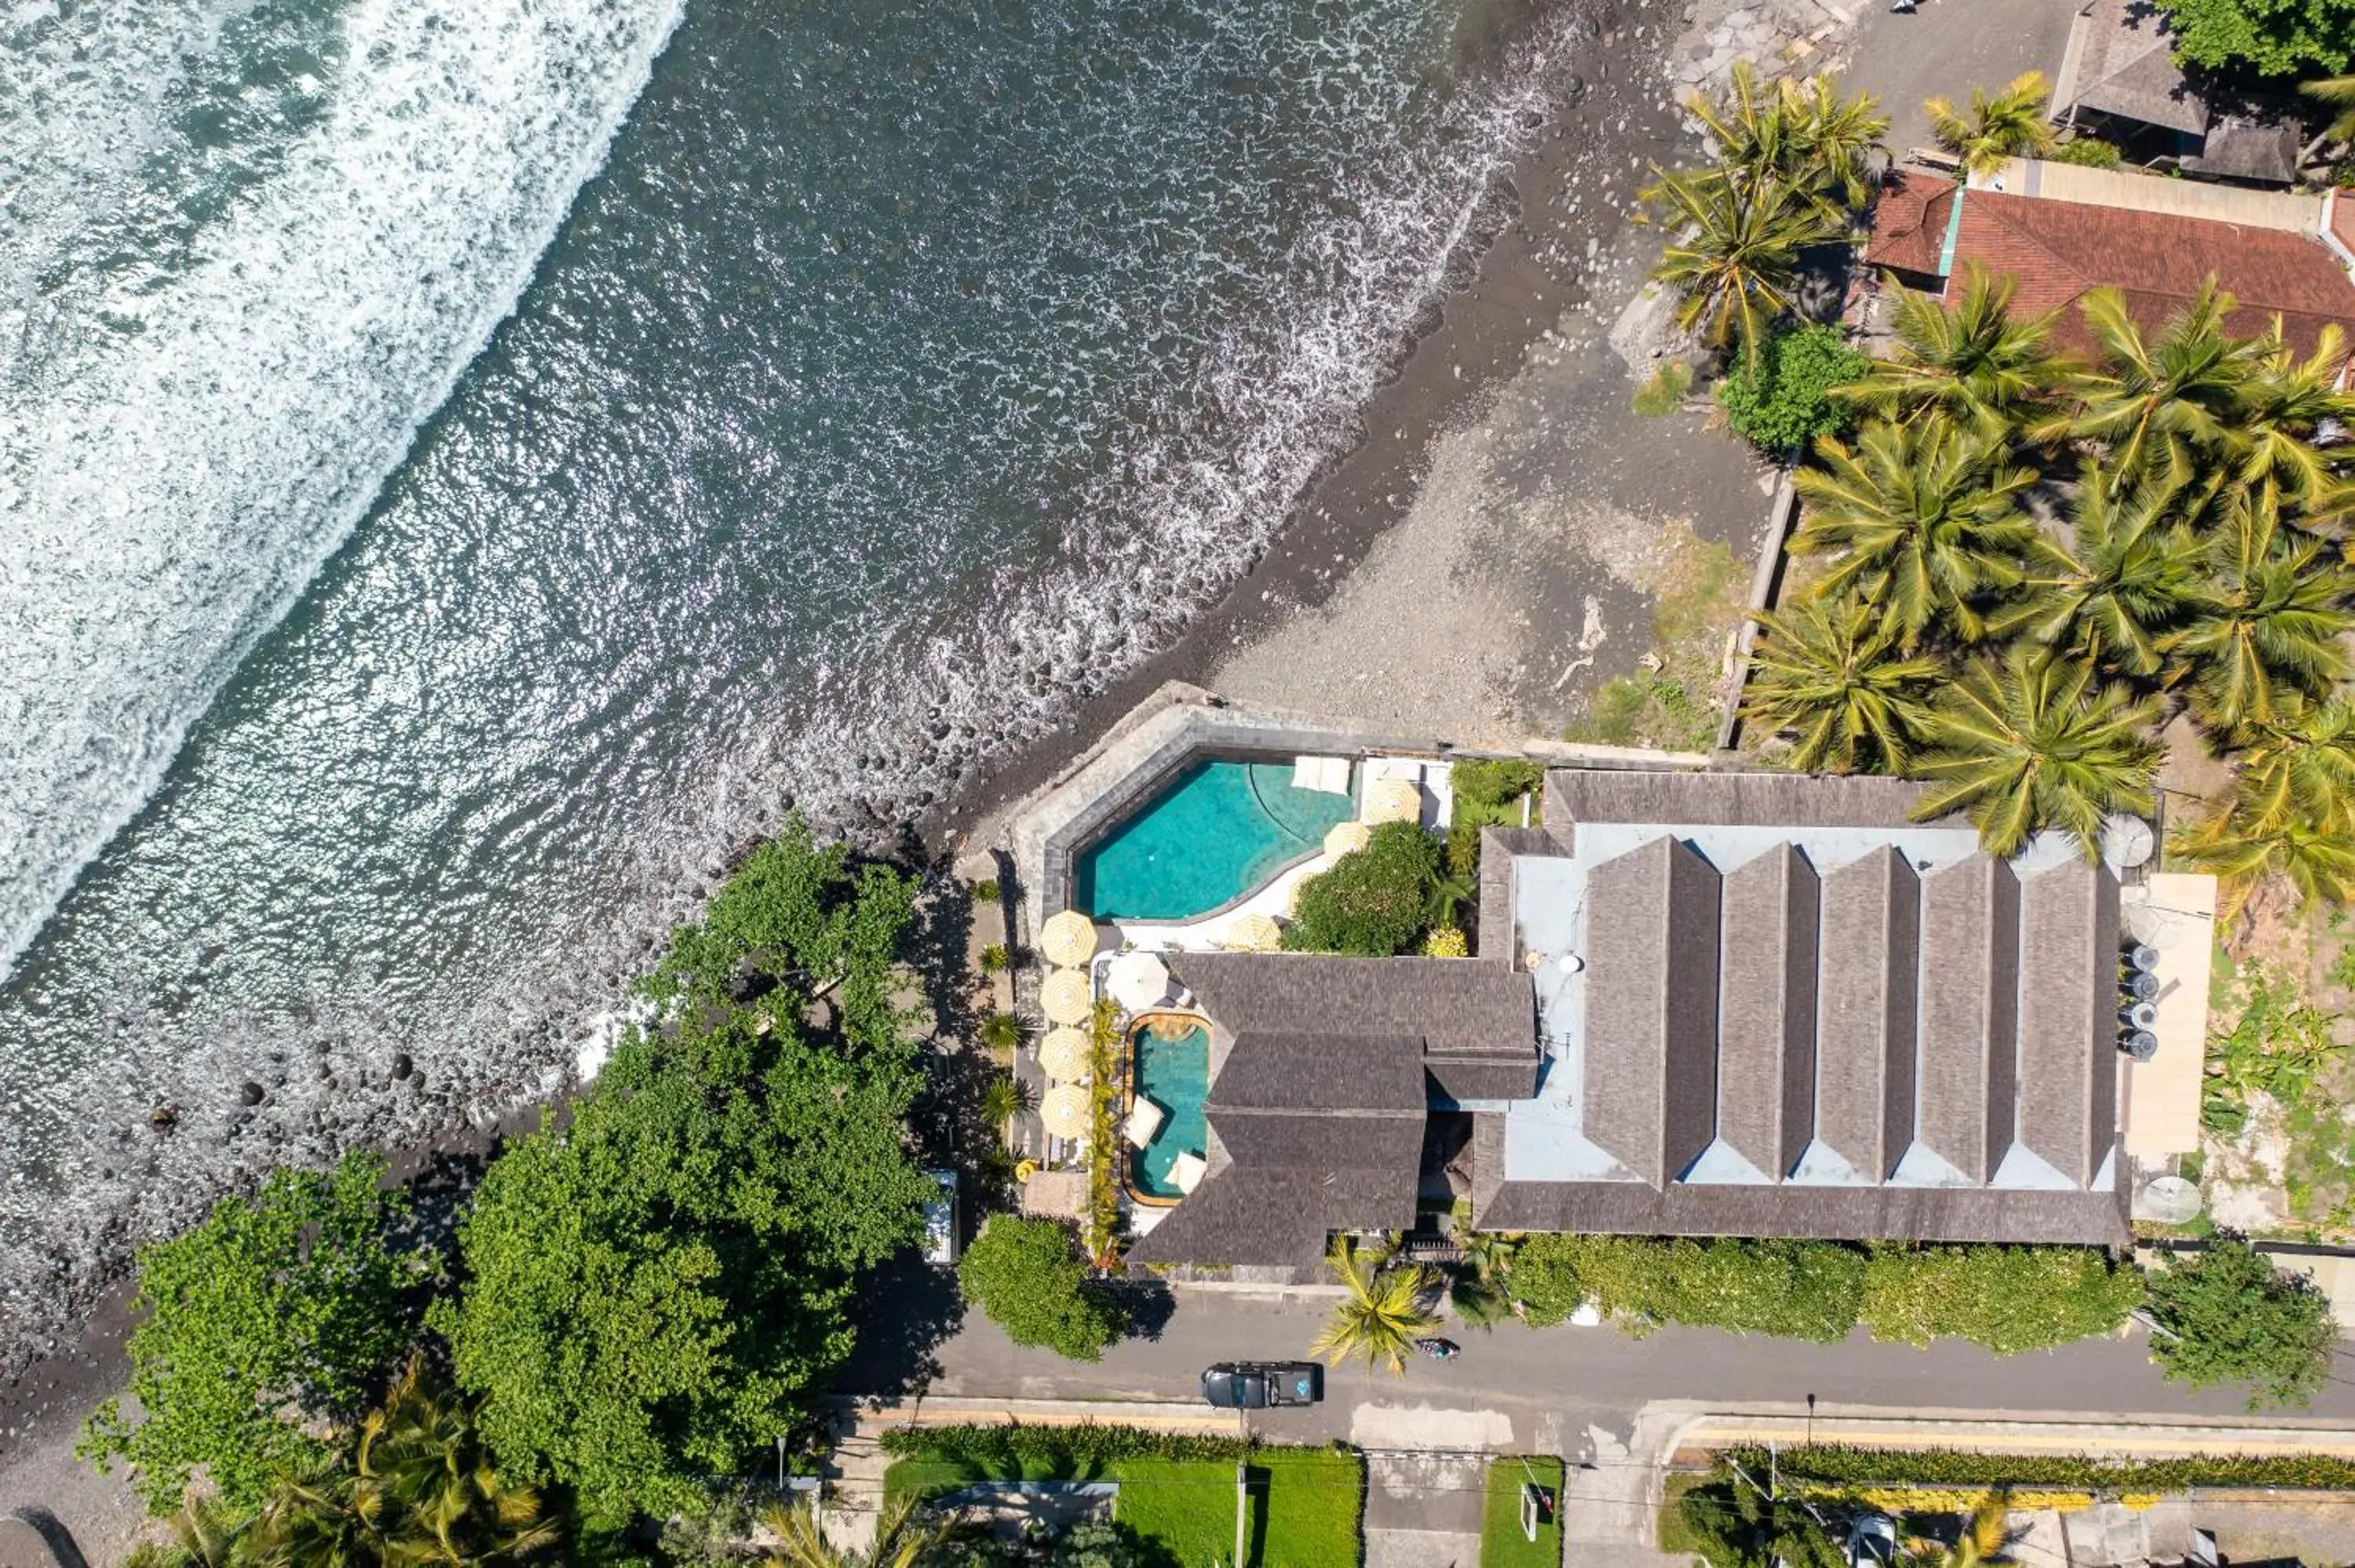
[763,1495,958,1568]
[1907,646,2162,859]
[972,877,1001,904]
[432,818,936,1527]
[977,942,1010,975]
[1717,323,1871,454]
[133,1497,255,1568]
[1312,1234,1439,1376]
[2144,1236,2340,1409]
[1643,167,1847,366]
[1445,1216,1519,1330]
[2050,136,2122,168]
[2174,794,2355,917]
[2159,0,2355,76]
[978,1012,1024,1053]
[1993,467,2206,678]
[1676,1473,1845,1568]
[2218,325,2355,513]
[978,1072,1031,1140]
[1901,1493,2014,1568]
[1833,268,2067,439]
[1683,64,1889,213]
[1284,822,1442,957]
[957,1215,1124,1362]
[80,1150,429,1515]
[2307,73,2355,141]
[1742,593,1944,773]
[1925,72,2056,176]
[2063,281,2263,480]
[2229,693,2355,841]
[2167,509,2355,734]
[1789,418,2039,645]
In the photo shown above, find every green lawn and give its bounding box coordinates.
[1481,1455,1564,1568]
[885,1446,1364,1566]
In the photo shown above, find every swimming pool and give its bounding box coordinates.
[1129,1015,1210,1202]
[1075,758,1355,921]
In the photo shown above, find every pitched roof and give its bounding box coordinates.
[1714,844,1820,1181]
[1581,836,1721,1187]
[1944,188,2355,361]
[2057,0,2207,136]
[2182,115,2302,185]
[1544,768,1946,834]
[1863,172,1959,277]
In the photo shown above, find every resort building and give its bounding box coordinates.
[1004,695,2197,1274]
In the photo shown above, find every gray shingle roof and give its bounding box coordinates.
[1916,855,2021,1183]
[1546,768,1948,835]
[1815,847,1922,1181]
[2018,859,2121,1187]
[2059,0,2209,137]
[1475,1172,2131,1246]
[1583,836,1722,1185]
[1716,844,1820,1180]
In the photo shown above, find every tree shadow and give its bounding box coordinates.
[835,1253,968,1400]
[7,1508,91,1568]
[1115,1278,1178,1343]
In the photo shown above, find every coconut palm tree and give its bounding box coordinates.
[2302,75,2355,143]
[2231,694,2355,841]
[1312,1234,1439,1377]
[1643,166,1847,366]
[764,1495,960,1568]
[1925,71,2056,176]
[2173,797,2355,919]
[1991,465,2207,678]
[244,1462,371,1568]
[2062,281,2264,482]
[1741,592,1944,772]
[2221,324,2355,514]
[134,1497,255,1568]
[1903,1493,2014,1568]
[1908,645,2162,859]
[2167,509,2355,735]
[1778,73,1889,210]
[1789,418,2039,644]
[978,1071,1031,1143]
[1443,1216,1519,1330]
[1833,267,2067,439]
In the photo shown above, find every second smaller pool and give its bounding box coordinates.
[1129,1015,1210,1202]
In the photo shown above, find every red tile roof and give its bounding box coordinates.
[1862,172,1957,277]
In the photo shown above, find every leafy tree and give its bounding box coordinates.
[1717,324,1871,454]
[1926,72,2056,176]
[434,819,934,1526]
[82,1151,426,1515]
[1312,1235,1438,1376]
[1743,592,1944,773]
[2158,0,2355,76]
[1908,645,2162,859]
[1833,268,2067,440]
[2144,1237,2340,1408]
[1643,168,1848,367]
[1676,1475,1844,1568]
[1995,466,2206,678]
[957,1215,1124,1362]
[1790,418,2039,646]
[1859,1246,2141,1355]
[1283,822,1440,956]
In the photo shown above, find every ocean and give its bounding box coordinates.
[0,0,1590,1358]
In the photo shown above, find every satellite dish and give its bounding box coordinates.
[2101,813,2156,871]
[2136,1175,2201,1225]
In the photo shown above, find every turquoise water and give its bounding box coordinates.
[1131,1021,1211,1199]
[1076,760,1355,921]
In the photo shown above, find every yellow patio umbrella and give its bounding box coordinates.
[1039,1026,1093,1082]
[1323,820,1372,858]
[1039,1084,1091,1141]
[1364,776,1422,826]
[1229,913,1283,952]
[1040,968,1095,1026]
[1039,910,1100,968]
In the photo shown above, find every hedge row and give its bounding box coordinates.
[1511,1236,2140,1353]
[878,1422,1258,1468]
[1740,1444,2355,1493]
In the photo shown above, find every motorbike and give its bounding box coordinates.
[1411,1337,1460,1361]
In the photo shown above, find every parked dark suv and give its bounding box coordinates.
[1199,1361,1323,1409]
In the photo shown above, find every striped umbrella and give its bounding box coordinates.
[1039,910,1100,968]
[1323,821,1372,858]
[1041,968,1095,1026]
[1040,1084,1090,1141]
[1229,913,1283,951]
[1039,1026,1093,1082]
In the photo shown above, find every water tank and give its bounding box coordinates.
[2128,971,2161,1002]
[2123,1001,2159,1032]
[2123,1030,2158,1061]
[2128,944,2160,973]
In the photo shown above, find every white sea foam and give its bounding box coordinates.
[0,0,685,980]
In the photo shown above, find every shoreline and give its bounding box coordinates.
[0,0,1846,1539]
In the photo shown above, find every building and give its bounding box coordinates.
[2051,0,2302,184]
[1125,769,2138,1271]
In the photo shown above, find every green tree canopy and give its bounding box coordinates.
[1283,821,1441,956]
[81,1151,426,1515]
[957,1215,1125,1363]
[1716,324,1870,455]
[2159,0,2355,76]
[433,819,935,1526]
[2145,1237,2341,1408]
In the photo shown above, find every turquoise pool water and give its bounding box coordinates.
[1130,1019,1210,1200]
[1075,759,1354,921]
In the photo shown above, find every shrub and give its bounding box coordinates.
[1283,820,1441,956]
[980,1011,1024,1052]
[2144,1237,2339,1408]
[1752,1442,2355,1493]
[2051,137,2122,168]
[974,877,1002,903]
[1512,1234,1867,1343]
[878,1422,1254,1467]
[1859,1245,2141,1354]
[1715,324,1869,456]
[978,941,1010,975]
[1451,758,1543,819]
[958,1216,1125,1362]
[80,1151,427,1514]
[1422,924,1469,959]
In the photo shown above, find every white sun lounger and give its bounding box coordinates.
[1291,755,1352,796]
[1170,1150,1209,1194]
[1123,1097,1166,1148]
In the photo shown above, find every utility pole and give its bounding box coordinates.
[1233,1405,1251,1566]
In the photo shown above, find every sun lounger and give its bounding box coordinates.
[1170,1151,1209,1194]
[1291,755,1352,795]
[1123,1097,1166,1148]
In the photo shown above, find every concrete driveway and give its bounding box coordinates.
[1842,0,2085,153]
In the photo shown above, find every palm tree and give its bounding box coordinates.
[2302,75,2355,143]
[1833,267,2067,439]
[763,1495,958,1568]
[1789,418,2039,644]
[1908,645,2162,859]
[2174,797,2355,918]
[1444,1215,1519,1330]
[1904,1493,2014,1568]
[978,1072,1031,1143]
[1992,466,2206,677]
[1925,71,2056,176]
[141,1497,255,1568]
[2231,694,2355,840]
[245,1462,371,1568]
[1741,593,1944,772]
[2061,281,2263,480]
[1643,166,1846,366]
[2220,324,2355,515]
[1311,1234,1438,1377]
[1681,64,1886,213]
[2167,508,2355,735]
